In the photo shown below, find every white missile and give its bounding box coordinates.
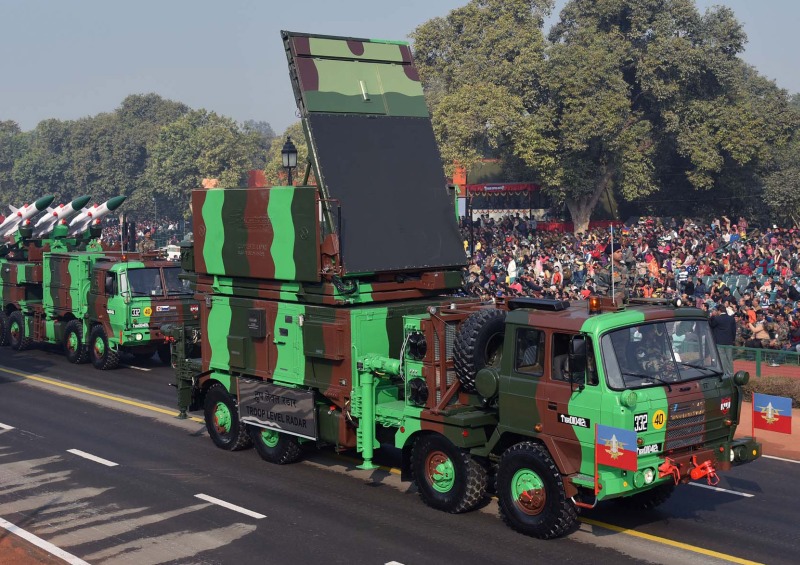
[66,195,126,237]
[0,195,55,238]
[32,195,92,238]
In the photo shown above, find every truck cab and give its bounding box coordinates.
[456,297,760,536]
[88,256,197,368]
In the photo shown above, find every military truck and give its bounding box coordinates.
[0,196,198,369]
[166,31,761,539]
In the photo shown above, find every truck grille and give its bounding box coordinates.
[664,398,729,451]
[666,413,705,450]
[433,322,457,361]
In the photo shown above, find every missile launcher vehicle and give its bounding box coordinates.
[166,31,761,539]
[0,196,198,368]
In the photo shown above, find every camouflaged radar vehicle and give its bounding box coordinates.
[167,31,761,539]
[0,196,198,369]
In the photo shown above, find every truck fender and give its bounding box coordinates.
[491,432,580,498]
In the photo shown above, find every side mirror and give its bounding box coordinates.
[568,337,587,391]
[119,272,131,304]
[569,337,587,372]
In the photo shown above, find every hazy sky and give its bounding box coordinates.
[1,0,797,134]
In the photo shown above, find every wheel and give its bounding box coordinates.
[496,442,578,539]
[89,325,120,370]
[63,320,89,364]
[249,425,302,464]
[157,343,172,365]
[411,433,487,513]
[0,311,9,346]
[8,311,32,351]
[203,383,252,451]
[617,483,675,510]
[453,309,506,392]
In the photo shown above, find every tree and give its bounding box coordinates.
[0,121,27,208]
[413,0,796,233]
[263,121,313,186]
[145,110,261,218]
[242,120,276,171]
[763,96,800,224]
[11,119,73,205]
[413,0,551,176]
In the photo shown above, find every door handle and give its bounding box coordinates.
[548,402,557,411]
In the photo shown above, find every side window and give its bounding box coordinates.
[515,328,544,376]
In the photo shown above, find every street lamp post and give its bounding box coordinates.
[281,136,298,186]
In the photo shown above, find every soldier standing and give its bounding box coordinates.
[138,232,156,253]
[595,241,630,297]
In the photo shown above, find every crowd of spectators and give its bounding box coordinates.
[100,217,186,248]
[460,213,800,354]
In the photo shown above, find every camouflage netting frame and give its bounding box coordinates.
[282,31,466,276]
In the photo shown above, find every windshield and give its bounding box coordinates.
[601,320,723,390]
[163,267,192,295]
[126,268,164,297]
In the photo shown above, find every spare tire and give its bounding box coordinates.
[454,309,506,392]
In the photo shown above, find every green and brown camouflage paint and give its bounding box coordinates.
[1,241,197,359]
[169,32,758,532]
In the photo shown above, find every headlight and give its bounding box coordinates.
[621,390,637,408]
[643,468,655,484]
[135,333,143,341]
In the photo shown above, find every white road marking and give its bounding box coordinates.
[119,364,152,372]
[687,483,753,497]
[194,493,266,519]
[66,449,119,467]
[763,454,800,464]
[0,516,90,565]
[0,422,14,430]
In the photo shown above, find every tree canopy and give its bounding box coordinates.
[1,1,797,232]
[412,0,799,232]
[0,94,271,222]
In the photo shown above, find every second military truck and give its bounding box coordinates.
[0,197,197,368]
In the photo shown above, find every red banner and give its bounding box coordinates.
[465,182,539,194]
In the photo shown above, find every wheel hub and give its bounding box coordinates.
[213,402,232,434]
[425,450,455,493]
[94,337,105,356]
[260,429,279,447]
[512,469,546,515]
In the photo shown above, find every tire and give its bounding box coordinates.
[453,309,506,392]
[411,433,487,513]
[8,311,32,351]
[157,343,172,365]
[0,311,9,347]
[496,442,578,539]
[203,383,252,451]
[64,320,89,364]
[249,425,302,464]
[88,325,120,370]
[617,483,675,510]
